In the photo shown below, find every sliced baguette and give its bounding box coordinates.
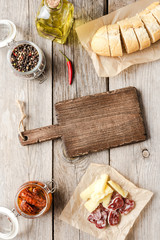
[147,2,160,24]
[139,9,160,43]
[129,16,151,50]
[117,18,139,54]
[107,24,123,57]
[91,26,110,56]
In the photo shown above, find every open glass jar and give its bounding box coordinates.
[0,179,56,239]
[0,19,46,83]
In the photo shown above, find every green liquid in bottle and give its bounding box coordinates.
[36,0,74,44]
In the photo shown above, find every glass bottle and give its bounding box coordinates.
[36,0,74,44]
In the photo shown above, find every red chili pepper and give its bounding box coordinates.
[60,51,73,85]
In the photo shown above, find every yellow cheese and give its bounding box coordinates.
[84,198,100,212]
[81,174,109,201]
[101,193,112,208]
[80,181,97,201]
[94,174,109,194]
[104,184,113,195]
[108,180,128,198]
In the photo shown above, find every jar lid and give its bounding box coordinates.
[0,20,16,48]
[0,207,19,239]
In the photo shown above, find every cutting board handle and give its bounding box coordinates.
[19,124,62,146]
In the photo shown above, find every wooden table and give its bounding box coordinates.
[0,0,159,240]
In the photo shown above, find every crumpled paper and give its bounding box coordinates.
[59,163,153,240]
[76,0,159,77]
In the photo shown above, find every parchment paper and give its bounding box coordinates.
[76,0,160,77]
[60,163,153,240]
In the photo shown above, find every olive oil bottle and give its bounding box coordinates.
[36,0,74,44]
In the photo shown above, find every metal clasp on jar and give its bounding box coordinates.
[43,179,57,194]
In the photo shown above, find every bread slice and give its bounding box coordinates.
[146,2,159,11]
[147,2,160,24]
[139,9,160,43]
[91,26,110,56]
[107,24,123,57]
[129,16,151,50]
[117,18,139,54]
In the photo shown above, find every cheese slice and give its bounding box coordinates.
[85,191,113,212]
[80,181,97,201]
[91,183,113,203]
[84,198,100,213]
[93,174,109,194]
[108,180,128,198]
[80,174,109,201]
[102,193,112,208]
[104,184,113,195]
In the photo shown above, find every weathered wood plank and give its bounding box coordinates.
[53,0,109,239]
[0,1,52,240]
[109,0,160,240]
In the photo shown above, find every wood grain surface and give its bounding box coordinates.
[0,1,159,240]
[19,87,146,158]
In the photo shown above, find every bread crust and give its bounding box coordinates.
[91,2,160,57]
[91,26,110,56]
[118,19,139,54]
[108,24,123,57]
[147,3,160,25]
[129,16,151,50]
[139,10,160,43]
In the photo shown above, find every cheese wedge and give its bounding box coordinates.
[84,198,100,213]
[80,181,97,201]
[91,183,113,201]
[104,184,113,195]
[101,193,113,208]
[108,180,128,198]
[80,174,108,201]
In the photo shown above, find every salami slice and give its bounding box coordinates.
[111,192,122,200]
[96,219,107,229]
[92,208,101,221]
[88,214,95,223]
[108,196,124,210]
[119,198,135,215]
[108,210,120,226]
[87,203,109,229]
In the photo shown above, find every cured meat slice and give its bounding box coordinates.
[96,219,107,229]
[87,203,109,229]
[119,198,135,215]
[111,191,122,200]
[88,214,96,223]
[108,196,124,210]
[108,210,120,226]
[92,208,101,221]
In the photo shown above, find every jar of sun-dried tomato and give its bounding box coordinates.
[0,180,56,239]
[14,180,56,219]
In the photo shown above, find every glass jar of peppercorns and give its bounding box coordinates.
[0,180,56,239]
[0,19,46,83]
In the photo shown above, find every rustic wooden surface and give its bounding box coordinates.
[20,87,146,158]
[0,1,159,240]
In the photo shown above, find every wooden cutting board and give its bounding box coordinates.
[19,87,147,158]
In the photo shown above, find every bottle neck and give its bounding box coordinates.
[44,0,63,12]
